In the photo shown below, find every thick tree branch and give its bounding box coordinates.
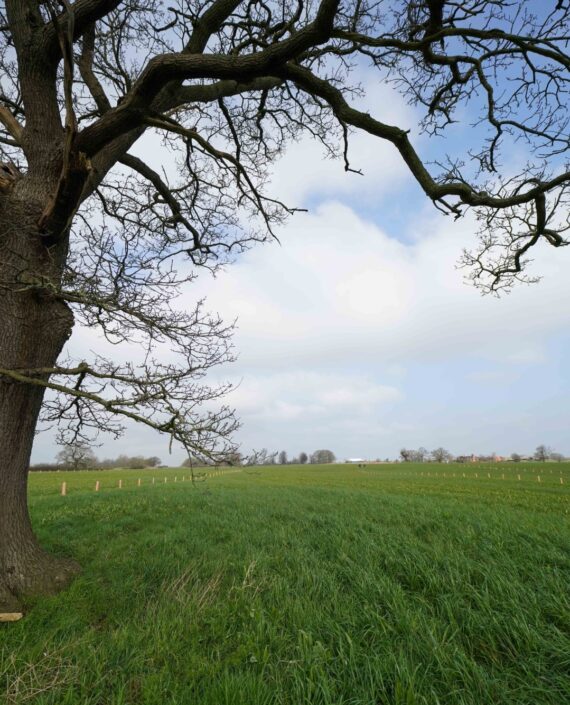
[77,24,112,114]
[186,0,245,54]
[172,77,283,107]
[0,106,23,144]
[76,0,340,156]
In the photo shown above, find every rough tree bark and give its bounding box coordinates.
[0,179,80,615]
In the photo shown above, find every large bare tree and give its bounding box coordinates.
[1,0,570,614]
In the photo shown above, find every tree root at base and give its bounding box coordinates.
[0,552,81,621]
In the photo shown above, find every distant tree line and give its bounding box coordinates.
[98,455,162,470]
[181,451,243,467]
[277,450,311,465]
[399,445,565,463]
[209,448,336,467]
[32,440,565,474]
[275,449,336,465]
[250,449,334,465]
[400,447,453,463]
[30,440,161,472]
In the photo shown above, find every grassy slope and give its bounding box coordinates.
[1,463,569,705]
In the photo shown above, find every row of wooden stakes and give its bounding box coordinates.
[420,471,564,483]
[59,469,240,496]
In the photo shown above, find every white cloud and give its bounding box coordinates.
[194,201,570,372]
[224,370,406,458]
[229,371,401,421]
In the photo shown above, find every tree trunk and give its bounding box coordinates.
[0,184,80,615]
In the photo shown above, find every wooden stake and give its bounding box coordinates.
[137,478,141,487]
[61,482,67,497]
[119,479,122,489]
[518,474,521,481]
[537,476,541,483]
[95,481,100,492]
[152,477,155,485]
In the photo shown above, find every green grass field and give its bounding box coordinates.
[1,462,569,704]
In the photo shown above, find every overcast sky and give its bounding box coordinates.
[32,75,570,464]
